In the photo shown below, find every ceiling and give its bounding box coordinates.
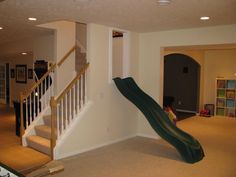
[0,0,236,45]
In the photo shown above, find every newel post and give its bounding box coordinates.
[50,96,57,159]
[20,92,25,141]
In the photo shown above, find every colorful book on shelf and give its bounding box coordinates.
[226,109,235,117]
[217,90,226,97]
[227,80,236,89]
[217,80,225,88]
[216,108,225,116]
[217,99,225,107]
[226,90,235,99]
[226,100,235,108]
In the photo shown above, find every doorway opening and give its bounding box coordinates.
[163,53,200,119]
[0,63,6,104]
[0,63,10,105]
[6,63,10,105]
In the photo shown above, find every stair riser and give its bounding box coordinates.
[27,139,51,155]
[35,128,51,139]
[43,116,51,126]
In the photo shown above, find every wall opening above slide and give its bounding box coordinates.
[109,29,130,82]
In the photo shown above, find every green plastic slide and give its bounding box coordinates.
[113,77,204,163]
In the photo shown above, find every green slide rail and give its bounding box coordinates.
[113,77,204,163]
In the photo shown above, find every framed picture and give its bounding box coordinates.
[15,65,27,83]
[28,69,33,79]
[10,69,15,78]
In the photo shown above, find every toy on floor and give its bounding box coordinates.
[200,108,211,117]
[164,106,178,125]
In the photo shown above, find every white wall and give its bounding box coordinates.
[203,49,236,104]
[55,23,140,159]
[0,34,54,62]
[33,35,55,62]
[39,21,76,96]
[76,23,87,49]
[138,24,236,137]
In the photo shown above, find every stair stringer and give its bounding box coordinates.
[54,101,93,159]
[22,106,51,146]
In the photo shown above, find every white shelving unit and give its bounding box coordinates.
[215,78,236,117]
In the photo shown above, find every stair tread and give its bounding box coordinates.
[35,125,51,132]
[27,135,50,148]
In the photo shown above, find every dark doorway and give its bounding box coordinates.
[163,53,200,118]
[6,63,10,105]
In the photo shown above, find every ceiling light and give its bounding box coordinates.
[200,16,210,20]
[28,17,37,21]
[0,27,3,30]
[156,0,171,5]
[22,52,27,55]
[234,73,236,76]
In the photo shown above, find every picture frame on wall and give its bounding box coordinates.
[15,65,27,83]
[10,69,15,78]
[28,69,33,79]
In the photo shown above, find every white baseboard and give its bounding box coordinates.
[176,109,197,114]
[55,134,137,160]
[136,133,160,140]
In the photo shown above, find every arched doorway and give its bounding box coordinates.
[163,53,200,118]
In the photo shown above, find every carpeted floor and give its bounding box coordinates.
[1,103,236,177]
[0,104,50,173]
[53,116,236,177]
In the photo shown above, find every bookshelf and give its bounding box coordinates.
[215,79,236,117]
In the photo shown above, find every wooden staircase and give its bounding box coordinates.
[20,45,89,159]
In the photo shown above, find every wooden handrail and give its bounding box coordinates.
[23,44,78,98]
[22,63,57,99]
[57,45,76,67]
[55,63,89,102]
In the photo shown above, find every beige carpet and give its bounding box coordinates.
[0,104,50,173]
[53,116,236,177]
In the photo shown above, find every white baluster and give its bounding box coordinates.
[79,79,81,109]
[65,94,68,129]
[69,89,72,124]
[51,71,54,96]
[57,103,60,140]
[73,84,76,118]
[36,86,39,116]
[29,93,31,125]
[48,74,51,99]
[61,99,64,135]
[40,82,43,110]
[25,98,28,128]
[33,90,36,120]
